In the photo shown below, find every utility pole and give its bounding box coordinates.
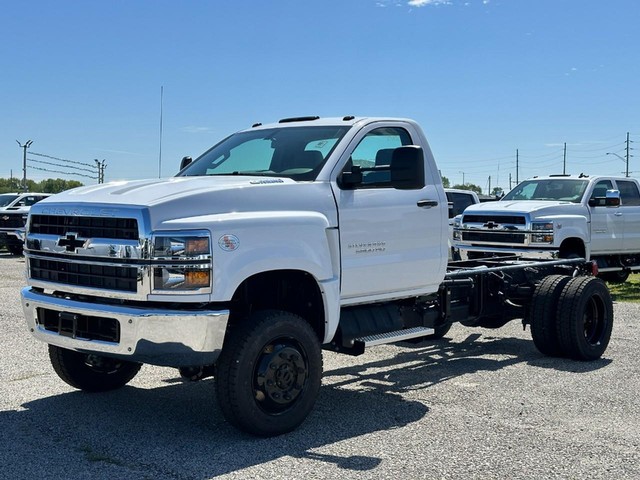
[488,176,491,195]
[509,173,512,190]
[94,159,107,183]
[563,142,567,175]
[516,149,519,184]
[625,132,631,178]
[16,140,33,192]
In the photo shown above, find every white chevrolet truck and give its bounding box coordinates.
[453,174,640,283]
[21,117,614,436]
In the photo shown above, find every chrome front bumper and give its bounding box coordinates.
[21,287,229,367]
[457,244,558,260]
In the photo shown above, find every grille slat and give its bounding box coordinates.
[30,258,138,292]
[0,213,25,228]
[462,231,526,244]
[29,215,138,240]
[462,215,526,225]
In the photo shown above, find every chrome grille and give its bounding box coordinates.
[30,258,138,292]
[462,231,526,244]
[462,214,526,225]
[0,213,25,229]
[29,214,138,240]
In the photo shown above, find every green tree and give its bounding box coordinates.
[451,183,483,194]
[441,175,450,188]
[491,187,504,197]
[0,177,83,194]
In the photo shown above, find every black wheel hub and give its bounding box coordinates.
[255,342,308,412]
[84,354,123,374]
[583,296,606,346]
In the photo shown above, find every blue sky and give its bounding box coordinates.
[1,0,638,192]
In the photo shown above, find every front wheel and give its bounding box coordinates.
[215,310,322,437]
[48,345,142,392]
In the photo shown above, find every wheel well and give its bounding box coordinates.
[559,238,586,259]
[230,270,325,341]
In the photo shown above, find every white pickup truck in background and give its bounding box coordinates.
[20,118,614,436]
[453,174,640,282]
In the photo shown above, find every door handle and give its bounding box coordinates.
[417,199,438,208]
[615,212,623,217]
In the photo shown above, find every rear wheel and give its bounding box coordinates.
[48,345,141,392]
[215,310,322,436]
[599,270,629,284]
[556,277,613,360]
[529,275,572,356]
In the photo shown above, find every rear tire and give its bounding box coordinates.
[556,277,613,360]
[599,270,629,284]
[215,310,322,436]
[49,345,141,392]
[529,275,572,356]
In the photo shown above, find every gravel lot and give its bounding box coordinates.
[1,252,639,479]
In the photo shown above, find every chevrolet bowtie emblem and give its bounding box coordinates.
[57,233,87,252]
[483,221,500,229]
[1,215,9,221]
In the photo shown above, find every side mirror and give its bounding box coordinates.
[589,189,621,207]
[340,165,363,189]
[180,156,193,170]
[390,146,425,190]
[448,201,455,219]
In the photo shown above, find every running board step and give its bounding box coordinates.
[354,326,435,348]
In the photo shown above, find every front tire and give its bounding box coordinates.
[49,345,141,392]
[215,310,322,437]
[556,277,613,360]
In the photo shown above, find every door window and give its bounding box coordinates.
[345,127,412,187]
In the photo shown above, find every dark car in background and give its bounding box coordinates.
[0,192,50,255]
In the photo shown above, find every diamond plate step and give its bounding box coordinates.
[354,326,435,348]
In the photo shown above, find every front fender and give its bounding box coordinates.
[159,210,339,302]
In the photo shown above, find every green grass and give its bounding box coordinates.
[607,274,640,303]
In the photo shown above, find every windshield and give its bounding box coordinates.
[502,179,588,203]
[178,126,350,181]
[0,194,19,207]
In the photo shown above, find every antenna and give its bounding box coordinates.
[158,86,164,178]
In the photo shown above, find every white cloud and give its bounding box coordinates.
[408,0,451,6]
[180,126,214,134]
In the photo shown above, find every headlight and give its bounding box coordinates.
[531,222,553,231]
[531,221,554,244]
[152,233,212,293]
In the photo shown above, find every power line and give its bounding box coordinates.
[27,164,97,179]
[30,151,95,168]
[28,157,96,174]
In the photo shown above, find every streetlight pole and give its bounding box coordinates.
[606,152,629,177]
[459,171,465,186]
[16,140,33,192]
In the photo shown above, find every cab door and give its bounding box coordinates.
[615,179,640,253]
[331,123,447,303]
[589,180,624,253]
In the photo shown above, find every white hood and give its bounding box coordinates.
[35,176,339,229]
[464,200,577,216]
